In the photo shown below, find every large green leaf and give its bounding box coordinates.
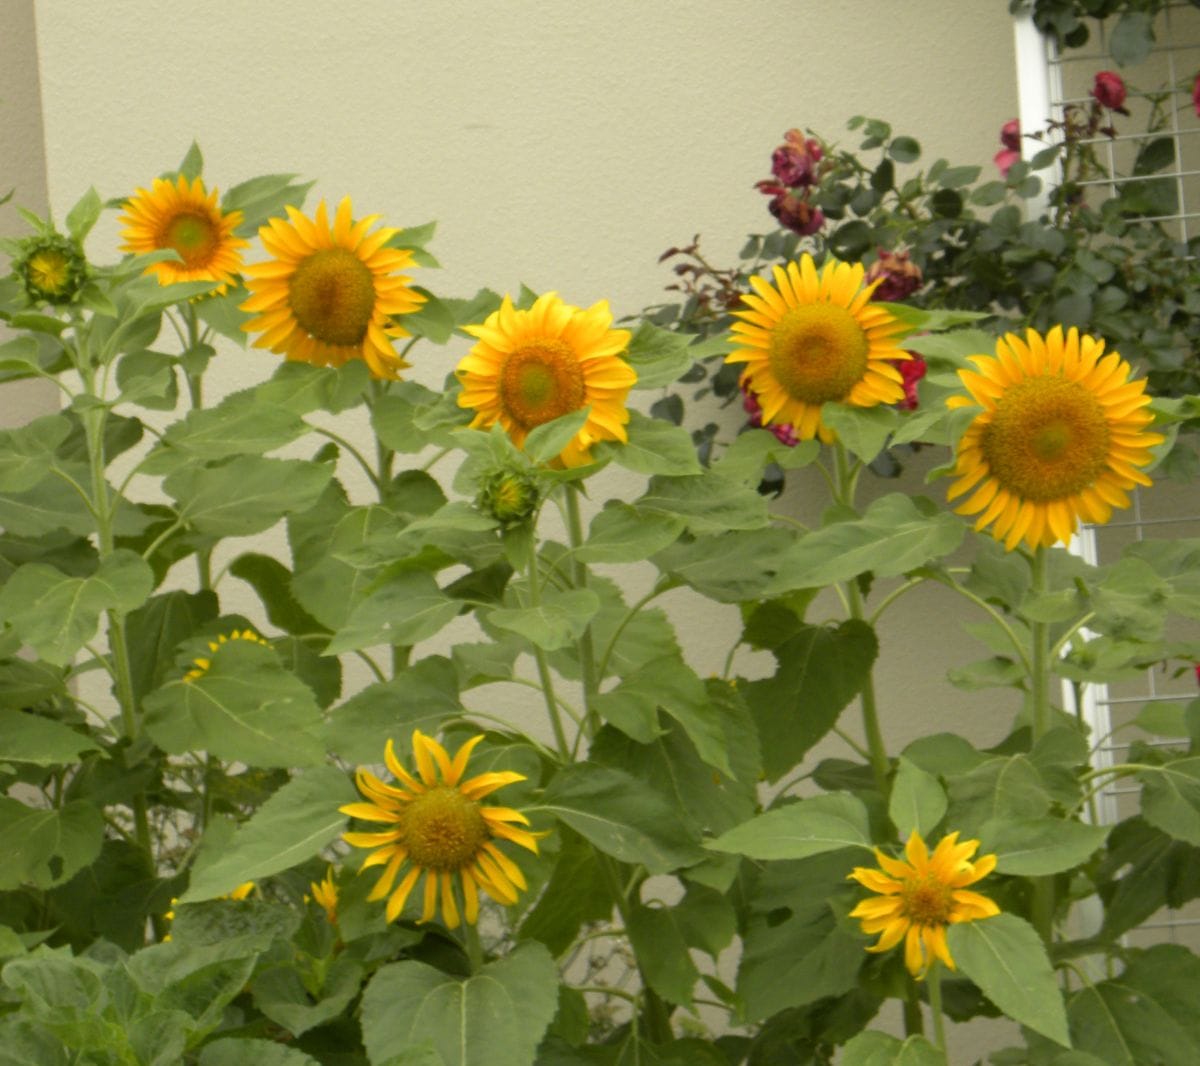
[840,1032,944,1066]
[181,767,355,901]
[359,943,558,1066]
[622,322,697,389]
[536,763,705,874]
[593,410,701,476]
[0,550,154,665]
[1139,757,1200,845]
[0,415,71,492]
[165,456,332,536]
[326,570,463,654]
[708,793,872,860]
[487,588,600,651]
[627,903,700,1007]
[979,816,1108,875]
[0,798,104,889]
[518,831,613,955]
[637,470,770,533]
[767,493,963,590]
[576,502,685,564]
[741,619,878,780]
[142,638,325,767]
[198,1040,320,1066]
[651,528,794,603]
[0,711,99,766]
[124,589,219,707]
[947,914,1069,1047]
[889,757,947,838]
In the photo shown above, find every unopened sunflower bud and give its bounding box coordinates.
[476,468,540,526]
[11,232,88,306]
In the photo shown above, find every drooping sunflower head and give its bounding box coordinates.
[849,830,999,979]
[946,326,1165,552]
[119,175,248,290]
[241,197,425,380]
[339,730,542,929]
[183,629,270,682]
[456,292,636,467]
[11,232,88,306]
[726,253,911,443]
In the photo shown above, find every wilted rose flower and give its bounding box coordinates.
[768,191,824,236]
[896,354,927,410]
[1000,118,1021,153]
[1091,70,1127,110]
[772,130,823,187]
[866,249,923,302]
[1193,72,1200,117]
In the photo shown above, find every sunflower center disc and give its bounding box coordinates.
[901,876,954,926]
[162,211,219,268]
[500,340,586,429]
[288,248,377,347]
[981,376,1111,501]
[400,786,488,871]
[28,250,70,295]
[767,303,871,405]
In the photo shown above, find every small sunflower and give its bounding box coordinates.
[456,292,636,467]
[241,197,424,380]
[183,629,270,682]
[340,730,541,929]
[946,326,1164,552]
[849,830,999,979]
[11,233,88,305]
[119,175,248,289]
[309,867,339,925]
[726,253,911,443]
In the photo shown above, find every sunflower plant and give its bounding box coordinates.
[3,143,1200,1066]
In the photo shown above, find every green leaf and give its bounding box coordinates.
[487,588,601,651]
[768,493,963,590]
[1109,10,1155,66]
[709,792,872,860]
[0,550,154,665]
[1139,757,1200,845]
[819,404,900,465]
[944,755,1051,838]
[651,528,794,602]
[576,502,685,564]
[979,817,1107,875]
[518,831,613,955]
[0,798,104,888]
[65,187,102,242]
[360,943,558,1066]
[627,904,699,1006]
[889,757,947,837]
[840,1032,945,1066]
[166,456,332,536]
[623,322,694,389]
[198,1040,320,1066]
[0,415,71,492]
[221,173,314,236]
[594,410,701,475]
[0,712,99,765]
[142,638,325,768]
[251,956,364,1038]
[520,408,593,464]
[946,914,1069,1046]
[888,136,921,163]
[326,570,463,654]
[124,589,219,708]
[228,554,324,637]
[182,767,355,901]
[403,287,456,343]
[637,470,770,533]
[537,762,705,874]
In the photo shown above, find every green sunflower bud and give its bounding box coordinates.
[11,232,88,306]
[476,468,540,527]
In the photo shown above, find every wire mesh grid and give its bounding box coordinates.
[1016,4,1200,951]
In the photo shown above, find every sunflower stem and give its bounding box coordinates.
[1028,546,1056,946]
[902,983,926,1037]
[463,919,485,974]
[526,530,571,759]
[184,303,203,409]
[564,485,599,735]
[834,443,890,797]
[927,962,949,1059]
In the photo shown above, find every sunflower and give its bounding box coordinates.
[241,197,424,380]
[946,326,1164,552]
[726,253,911,442]
[309,867,339,925]
[12,233,88,305]
[456,292,636,467]
[340,730,541,928]
[849,830,999,979]
[183,629,269,682]
[119,175,248,289]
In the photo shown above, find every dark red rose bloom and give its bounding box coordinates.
[1000,118,1021,152]
[867,249,923,303]
[1091,70,1127,110]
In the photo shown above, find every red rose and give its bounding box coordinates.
[1193,72,1200,118]
[1091,70,1127,110]
[768,191,825,236]
[994,148,1020,178]
[1000,118,1021,152]
[866,249,924,303]
[771,130,823,187]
